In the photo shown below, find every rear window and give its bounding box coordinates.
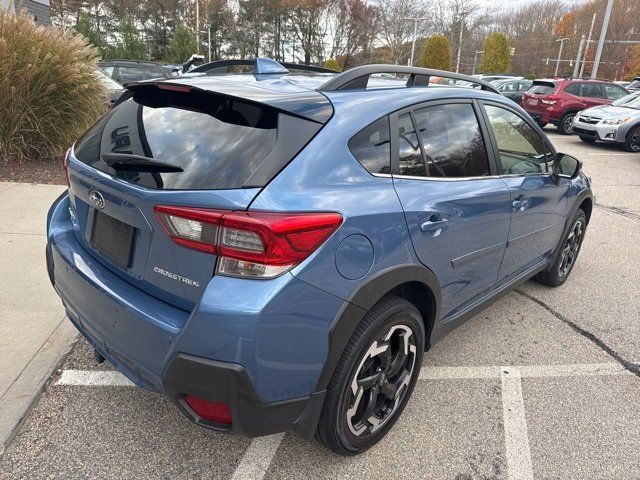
[529,82,556,95]
[73,88,315,190]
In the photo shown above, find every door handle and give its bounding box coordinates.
[420,214,449,236]
[512,196,529,212]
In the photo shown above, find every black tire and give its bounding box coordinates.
[558,113,576,135]
[535,209,587,287]
[317,296,425,455]
[579,135,596,144]
[623,125,640,152]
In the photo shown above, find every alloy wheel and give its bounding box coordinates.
[345,324,417,437]
[630,129,640,152]
[563,115,574,134]
[558,219,583,278]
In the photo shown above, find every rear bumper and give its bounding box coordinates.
[46,192,343,437]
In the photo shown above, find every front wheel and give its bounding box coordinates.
[535,209,586,287]
[317,296,425,455]
[623,126,640,152]
[558,113,576,135]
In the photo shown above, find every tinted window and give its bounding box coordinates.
[117,66,145,83]
[499,82,518,92]
[628,79,640,89]
[581,83,604,98]
[74,89,293,190]
[529,82,556,95]
[414,104,490,177]
[398,113,426,177]
[146,67,167,80]
[485,105,550,175]
[349,117,391,174]
[604,84,628,100]
[564,83,580,95]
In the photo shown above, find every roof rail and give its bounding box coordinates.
[317,65,500,94]
[190,58,339,75]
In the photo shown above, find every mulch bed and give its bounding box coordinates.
[1,158,66,185]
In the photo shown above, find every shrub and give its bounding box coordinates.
[0,10,106,163]
[324,58,341,71]
[480,32,511,74]
[419,35,452,70]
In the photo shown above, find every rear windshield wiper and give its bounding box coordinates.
[101,153,183,172]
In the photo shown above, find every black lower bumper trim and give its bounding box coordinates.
[163,354,325,438]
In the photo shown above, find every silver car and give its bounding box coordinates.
[572,91,640,152]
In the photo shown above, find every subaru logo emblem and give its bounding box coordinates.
[89,190,106,210]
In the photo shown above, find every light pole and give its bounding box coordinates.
[199,27,211,62]
[472,50,484,75]
[580,12,597,77]
[554,37,570,77]
[592,0,614,79]
[404,17,429,66]
[195,0,200,54]
[455,14,466,73]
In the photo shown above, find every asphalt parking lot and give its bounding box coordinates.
[1,131,638,480]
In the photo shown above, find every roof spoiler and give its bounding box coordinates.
[317,65,501,94]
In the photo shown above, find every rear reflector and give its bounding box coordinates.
[154,206,342,279]
[184,395,232,424]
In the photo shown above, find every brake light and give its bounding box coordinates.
[154,206,343,279]
[62,148,71,187]
[184,395,231,424]
[541,95,560,105]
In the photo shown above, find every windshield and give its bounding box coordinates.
[612,91,640,107]
[628,79,640,89]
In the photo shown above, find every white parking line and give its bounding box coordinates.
[54,363,631,480]
[56,369,135,387]
[501,367,534,480]
[231,433,285,480]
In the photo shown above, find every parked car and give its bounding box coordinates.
[95,70,125,106]
[492,79,533,105]
[473,74,524,83]
[46,59,592,456]
[573,90,640,151]
[98,59,173,85]
[627,77,640,91]
[522,78,629,134]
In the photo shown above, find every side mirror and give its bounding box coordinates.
[553,153,582,179]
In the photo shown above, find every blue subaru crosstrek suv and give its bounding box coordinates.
[46,58,593,455]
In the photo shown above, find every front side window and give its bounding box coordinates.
[484,105,550,175]
[413,104,490,177]
[397,113,427,177]
[349,117,391,174]
[604,84,628,100]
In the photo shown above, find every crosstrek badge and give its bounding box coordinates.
[153,267,200,287]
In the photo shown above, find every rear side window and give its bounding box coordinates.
[581,83,605,98]
[349,117,391,174]
[73,88,318,190]
[116,66,145,83]
[397,113,427,177]
[529,82,556,95]
[413,104,490,178]
[564,83,581,95]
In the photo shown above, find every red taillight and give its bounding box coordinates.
[154,206,343,279]
[62,148,71,187]
[183,395,231,425]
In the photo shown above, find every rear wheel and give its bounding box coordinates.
[579,135,596,144]
[535,209,586,287]
[623,126,640,152]
[317,296,425,455]
[558,113,576,135]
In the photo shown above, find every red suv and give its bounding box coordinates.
[523,78,629,134]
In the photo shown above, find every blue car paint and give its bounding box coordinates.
[46,73,592,414]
